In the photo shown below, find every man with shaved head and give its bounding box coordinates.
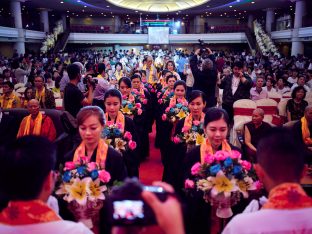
[17,99,56,142]
[244,108,271,162]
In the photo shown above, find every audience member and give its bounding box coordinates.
[34,75,56,109]
[250,76,268,101]
[0,81,21,109]
[286,86,308,122]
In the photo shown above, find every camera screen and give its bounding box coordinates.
[113,200,144,221]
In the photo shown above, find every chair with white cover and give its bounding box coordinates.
[255,99,278,125]
[277,99,289,117]
[305,91,312,99]
[14,83,25,90]
[305,97,312,106]
[268,92,282,103]
[232,99,257,147]
[282,91,291,99]
[55,99,63,110]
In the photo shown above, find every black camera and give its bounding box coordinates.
[83,75,98,90]
[198,39,210,59]
[107,178,168,226]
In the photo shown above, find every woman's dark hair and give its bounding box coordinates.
[98,63,106,74]
[166,74,176,83]
[104,88,122,104]
[141,70,146,76]
[115,62,123,69]
[130,74,141,81]
[188,90,206,104]
[118,77,132,88]
[77,106,105,127]
[204,108,230,127]
[24,87,34,101]
[291,85,306,99]
[165,60,176,70]
[162,69,172,77]
[174,80,187,90]
[67,64,80,80]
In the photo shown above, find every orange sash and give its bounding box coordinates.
[105,111,125,133]
[143,64,155,83]
[301,117,312,145]
[73,138,108,165]
[0,200,61,225]
[35,87,46,105]
[184,113,205,129]
[0,93,17,109]
[17,112,43,138]
[200,139,232,163]
[262,183,312,209]
[169,96,187,107]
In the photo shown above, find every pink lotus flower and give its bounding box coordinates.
[64,161,76,171]
[169,103,175,108]
[191,162,201,175]
[98,170,111,183]
[241,160,252,171]
[182,125,191,133]
[165,107,170,113]
[230,150,242,159]
[129,140,137,150]
[204,154,215,164]
[158,99,163,104]
[141,95,145,99]
[124,131,132,140]
[87,162,97,171]
[185,179,195,189]
[214,151,227,161]
[129,95,135,102]
[117,122,122,129]
[137,108,143,115]
[122,95,127,100]
[162,114,167,121]
[173,136,181,144]
[193,120,200,126]
[143,99,148,105]
[135,103,142,108]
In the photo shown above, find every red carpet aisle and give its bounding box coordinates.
[139,124,163,185]
[139,124,165,234]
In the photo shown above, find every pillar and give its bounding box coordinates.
[62,14,67,31]
[114,16,121,33]
[291,0,306,56]
[40,9,49,32]
[180,22,186,34]
[265,8,275,33]
[10,0,25,55]
[194,15,204,34]
[248,15,254,30]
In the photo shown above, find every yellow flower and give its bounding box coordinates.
[197,179,213,192]
[237,176,256,198]
[121,105,132,115]
[211,171,237,198]
[115,138,126,152]
[176,110,187,119]
[105,138,112,145]
[87,178,107,201]
[65,177,90,205]
[196,134,205,145]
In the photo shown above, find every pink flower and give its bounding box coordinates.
[162,114,167,121]
[143,99,148,105]
[191,162,201,175]
[124,131,132,140]
[254,180,263,190]
[122,95,127,100]
[183,101,188,106]
[129,95,135,102]
[185,179,195,189]
[137,108,143,115]
[182,125,191,133]
[165,107,170,113]
[87,162,97,171]
[135,103,142,108]
[204,154,215,164]
[173,136,181,144]
[241,160,252,171]
[214,151,227,161]
[106,121,113,126]
[169,103,175,108]
[158,99,163,104]
[79,156,90,163]
[231,150,242,159]
[193,120,200,126]
[177,98,182,103]
[98,170,111,183]
[64,161,76,171]
[117,122,122,129]
[141,95,145,99]
[129,140,137,150]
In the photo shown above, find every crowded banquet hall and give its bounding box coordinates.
[0,0,312,233]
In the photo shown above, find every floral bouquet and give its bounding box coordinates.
[144,82,162,94]
[120,94,143,117]
[132,89,148,105]
[102,121,137,153]
[173,120,205,151]
[56,157,111,228]
[162,98,189,123]
[157,88,174,105]
[185,150,261,218]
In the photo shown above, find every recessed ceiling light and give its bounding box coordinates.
[82,9,84,12]
[135,10,138,12]
[106,5,110,7]
[90,14,92,16]
[251,1,255,4]
[60,1,64,3]
[234,9,237,12]
[229,5,233,8]
[207,5,210,7]
[77,0,81,2]
[67,10,69,12]
[84,5,87,8]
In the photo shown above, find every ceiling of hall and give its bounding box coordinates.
[106,0,210,13]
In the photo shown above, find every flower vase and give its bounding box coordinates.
[68,199,103,229]
[205,192,241,219]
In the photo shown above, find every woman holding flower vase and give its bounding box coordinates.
[103,89,140,177]
[171,90,206,191]
[159,80,189,184]
[182,108,240,234]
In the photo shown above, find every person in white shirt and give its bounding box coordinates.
[222,128,312,234]
[250,76,268,101]
[0,136,93,234]
[287,69,298,85]
[262,77,277,94]
[290,75,311,93]
[276,77,290,95]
